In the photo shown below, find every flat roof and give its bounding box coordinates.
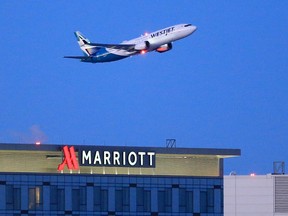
[0,143,240,158]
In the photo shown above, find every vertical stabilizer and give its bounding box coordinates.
[74,31,98,56]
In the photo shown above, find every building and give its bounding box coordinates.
[0,143,240,216]
[224,174,288,216]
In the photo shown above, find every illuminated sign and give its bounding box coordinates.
[79,147,156,168]
[57,146,156,170]
[57,146,79,171]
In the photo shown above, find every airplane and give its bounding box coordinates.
[64,23,197,63]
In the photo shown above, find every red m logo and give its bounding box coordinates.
[57,146,79,171]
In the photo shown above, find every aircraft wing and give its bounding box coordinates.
[88,43,135,51]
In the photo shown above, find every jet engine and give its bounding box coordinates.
[156,43,173,53]
[134,41,150,51]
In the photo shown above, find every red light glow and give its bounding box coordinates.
[140,50,147,55]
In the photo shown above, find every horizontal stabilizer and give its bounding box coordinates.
[64,56,91,59]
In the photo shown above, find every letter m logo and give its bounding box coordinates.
[57,146,79,171]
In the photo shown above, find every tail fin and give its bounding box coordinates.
[74,31,98,56]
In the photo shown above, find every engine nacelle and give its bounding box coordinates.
[134,41,150,51]
[156,43,173,53]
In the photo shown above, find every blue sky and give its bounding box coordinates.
[0,1,288,175]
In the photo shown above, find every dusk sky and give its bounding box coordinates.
[1,1,288,175]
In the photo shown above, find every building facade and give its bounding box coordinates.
[0,143,240,216]
[224,174,288,216]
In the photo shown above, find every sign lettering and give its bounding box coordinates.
[79,149,156,168]
[151,27,175,38]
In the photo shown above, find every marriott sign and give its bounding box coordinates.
[58,146,156,170]
[79,148,156,168]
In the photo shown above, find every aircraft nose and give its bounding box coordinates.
[191,25,197,32]
[185,25,197,36]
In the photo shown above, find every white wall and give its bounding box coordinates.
[224,175,274,216]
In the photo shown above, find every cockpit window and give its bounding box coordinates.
[184,24,192,27]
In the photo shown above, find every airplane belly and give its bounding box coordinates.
[94,48,134,63]
[149,36,174,50]
[106,48,135,56]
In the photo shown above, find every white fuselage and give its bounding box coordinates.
[107,24,197,56]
